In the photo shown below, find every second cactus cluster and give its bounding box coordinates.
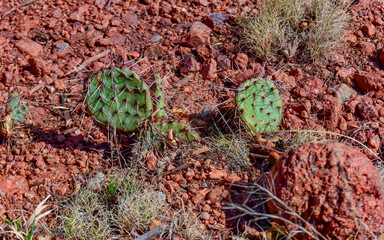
[86,68,198,143]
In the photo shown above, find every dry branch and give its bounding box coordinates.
[2,0,36,18]
[65,49,110,76]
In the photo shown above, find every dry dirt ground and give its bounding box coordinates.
[1,0,384,239]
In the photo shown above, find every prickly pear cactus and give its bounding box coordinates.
[155,122,199,143]
[0,92,29,138]
[86,68,153,132]
[235,78,283,133]
[152,74,165,118]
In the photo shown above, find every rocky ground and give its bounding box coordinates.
[1,0,384,239]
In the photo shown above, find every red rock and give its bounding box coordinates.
[357,101,379,120]
[368,136,381,151]
[196,0,210,6]
[201,59,217,80]
[16,19,40,38]
[146,151,158,171]
[179,57,200,76]
[208,168,227,180]
[35,156,47,170]
[192,193,205,204]
[292,77,323,99]
[202,204,211,212]
[321,96,342,131]
[358,41,375,56]
[275,72,297,91]
[181,21,212,48]
[29,57,50,76]
[200,211,210,220]
[336,67,355,82]
[379,50,384,66]
[24,191,36,201]
[225,173,241,183]
[353,72,384,92]
[334,83,357,104]
[54,41,71,58]
[122,13,140,27]
[269,142,384,239]
[165,181,175,192]
[127,51,140,59]
[234,53,248,69]
[184,169,195,178]
[290,68,303,81]
[56,187,67,196]
[362,24,376,37]
[330,53,345,66]
[54,79,66,91]
[181,192,189,202]
[15,39,43,57]
[206,188,222,203]
[200,188,210,198]
[216,55,231,71]
[97,38,113,46]
[78,4,89,14]
[196,46,210,61]
[2,70,16,84]
[95,0,107,8]
[0,176,29,197]
[205,13,230,32]
[171,174,184,183]
[51,8,62,18]
[69,11,84,22]
[345,34,357,43]
[373,17,384,26]
[167,164,175,171]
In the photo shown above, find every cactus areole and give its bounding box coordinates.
[86,68,153,132]
[235,78,283,133]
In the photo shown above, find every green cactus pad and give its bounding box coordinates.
[152,74,165,118]
[155,122,199,143]
[86,68,153,132]
[235,78,283,133]
[0,92,29,138]
[7,92,29,125]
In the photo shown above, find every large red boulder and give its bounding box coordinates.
[268,142,384,239]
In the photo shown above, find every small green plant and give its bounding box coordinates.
[235,78,283,134]
[106,177,120,196]
[0,91,29,138]
[86,68,153,132]
[1,195,52,240]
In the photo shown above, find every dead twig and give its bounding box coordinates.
[2,0,36,18]
[29,80,47,95]
[65,49,110,76]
